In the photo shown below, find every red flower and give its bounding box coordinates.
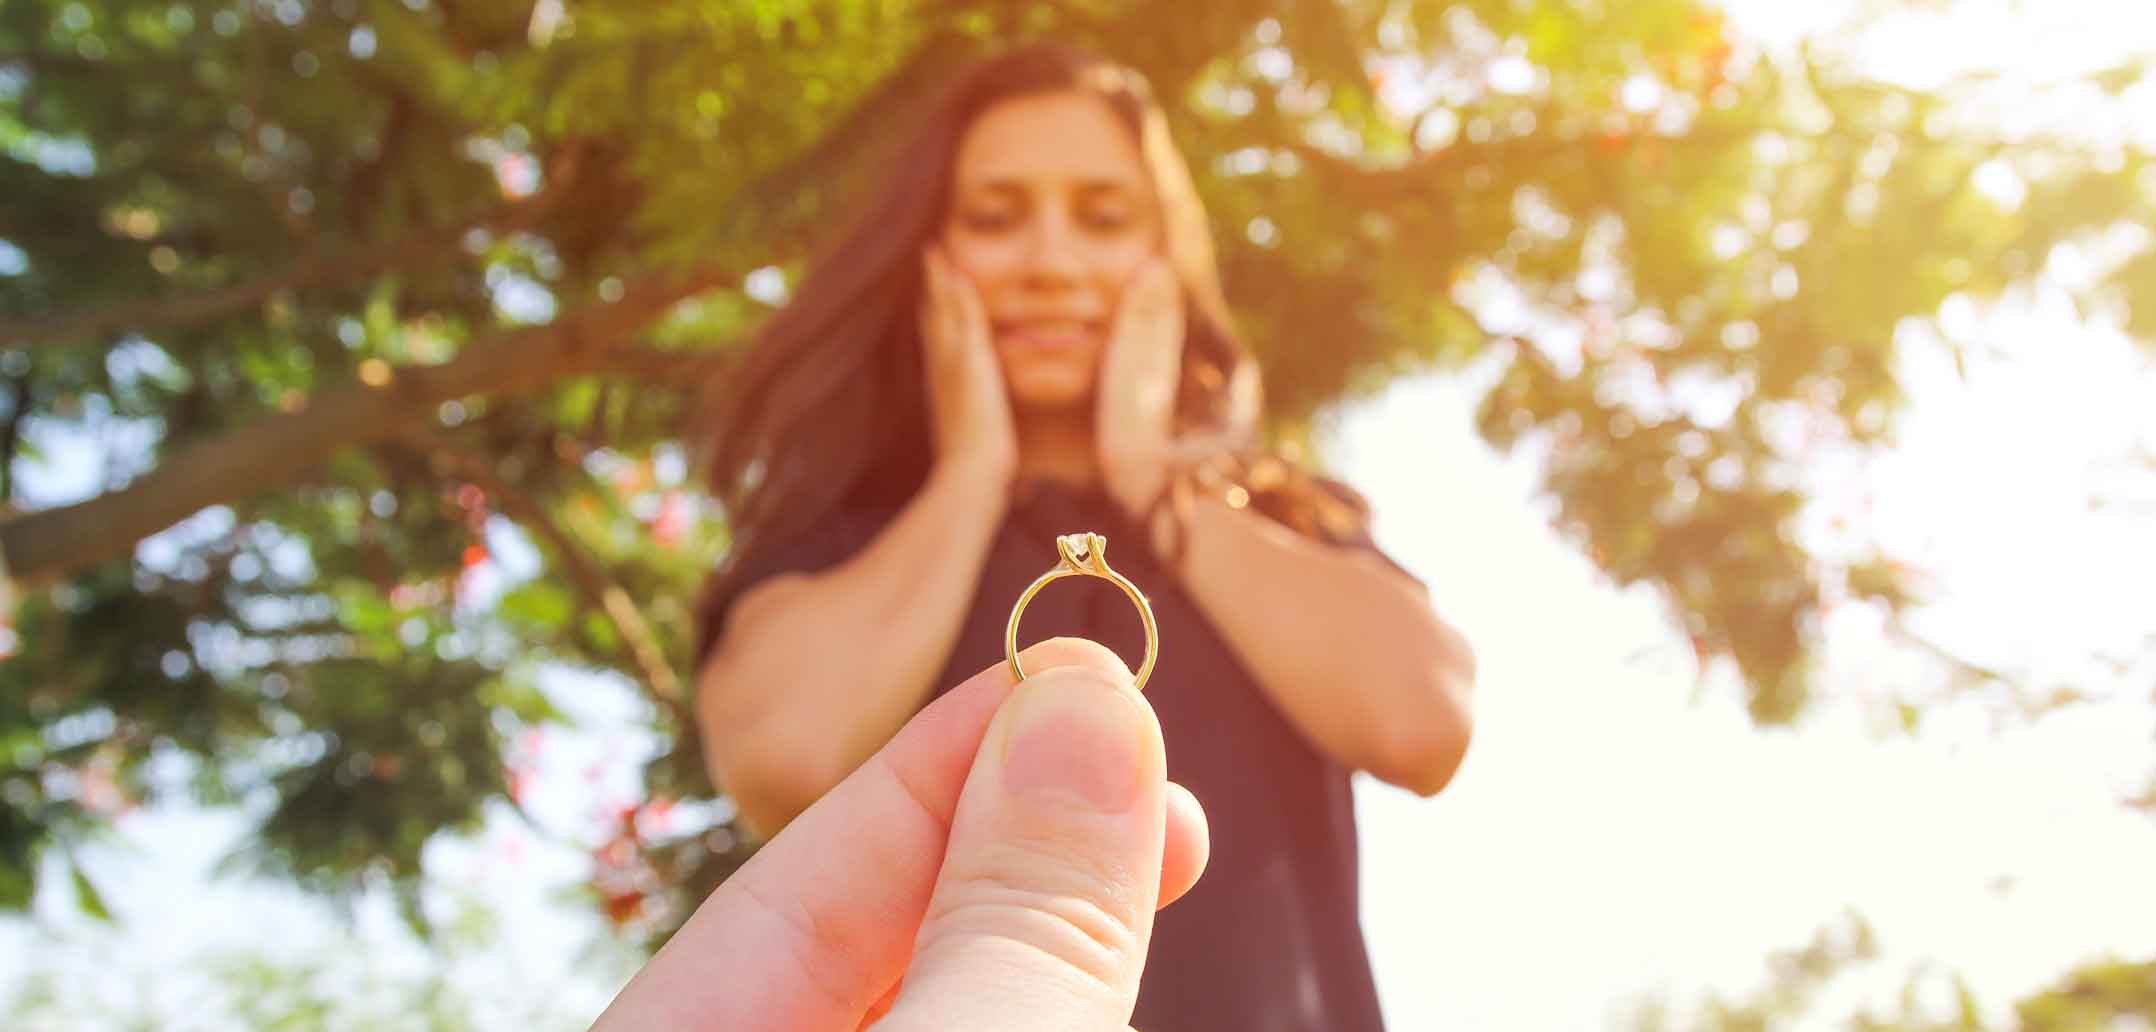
[652,491,688,548]
[601,888,644,927]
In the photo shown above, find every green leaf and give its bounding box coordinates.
[71,861,112,922]
[497,581,575,631]
[330,579,399,638]
[481,674,568,727]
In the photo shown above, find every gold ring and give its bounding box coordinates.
[1006,531,1158,692]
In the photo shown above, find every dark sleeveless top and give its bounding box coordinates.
[700,475,1410,1031]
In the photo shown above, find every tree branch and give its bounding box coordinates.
[0,182,566,351]
[1291,117,2111,208]
[0,266,731,585]
[586,346,732,387]
[397,427,687,712]
[0,374,28,504]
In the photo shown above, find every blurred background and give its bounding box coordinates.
[2,0,2153,1027]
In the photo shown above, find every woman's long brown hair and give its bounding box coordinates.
[691,43,1378,666]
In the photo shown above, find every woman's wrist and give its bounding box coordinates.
[932,450,1016,495]
[1100,465,1158,524]
[927,454,1017,529]
[1134,464,1194,573]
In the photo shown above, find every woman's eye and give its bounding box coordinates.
[957,210,1019,233]
[1081,210,1133,233]
[953,203,1135,235]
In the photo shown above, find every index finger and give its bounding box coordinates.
[591,638,1130,1031]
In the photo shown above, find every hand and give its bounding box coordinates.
[920,244,1020,485]
[1096,257,1186,520]
[591,638,1211,1031]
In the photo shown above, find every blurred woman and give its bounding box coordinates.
[690,42,1474,1032]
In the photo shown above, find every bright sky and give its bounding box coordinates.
[6,0,2156,1028]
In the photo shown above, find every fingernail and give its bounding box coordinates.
[1000,667,1146,814]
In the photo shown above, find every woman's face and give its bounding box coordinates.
[940,90,1163,412]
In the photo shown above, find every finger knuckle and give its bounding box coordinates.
[924,851,1145,990]
[730,873,862,1016]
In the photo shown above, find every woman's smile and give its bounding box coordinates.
[996,316,1106,353]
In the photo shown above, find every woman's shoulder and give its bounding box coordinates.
[1209,452,1372,538]
[691,490,905,665]
[1210,455,1423,586]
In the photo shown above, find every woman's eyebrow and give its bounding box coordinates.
[1071,178,1140,197]
[958,175,1143,195]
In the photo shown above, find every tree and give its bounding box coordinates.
[2,0,2149,932]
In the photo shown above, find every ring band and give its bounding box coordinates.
[1005,531,1158,692]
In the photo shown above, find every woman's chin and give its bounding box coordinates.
[1004,368,1096,413]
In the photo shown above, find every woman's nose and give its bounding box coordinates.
[1018,213,1086,285]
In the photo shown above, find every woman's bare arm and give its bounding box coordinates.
[1166,493,1476,796]
[696,459,1009,839]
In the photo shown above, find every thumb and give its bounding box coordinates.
[871,664,1167,1031]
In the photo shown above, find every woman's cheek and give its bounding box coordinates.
[1102,237,1158,276]
[940,233,1022,284]
[1102,240,1167,293]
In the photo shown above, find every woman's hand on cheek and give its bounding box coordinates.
[1096,256,1186,519]
[921,244,1020,484]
